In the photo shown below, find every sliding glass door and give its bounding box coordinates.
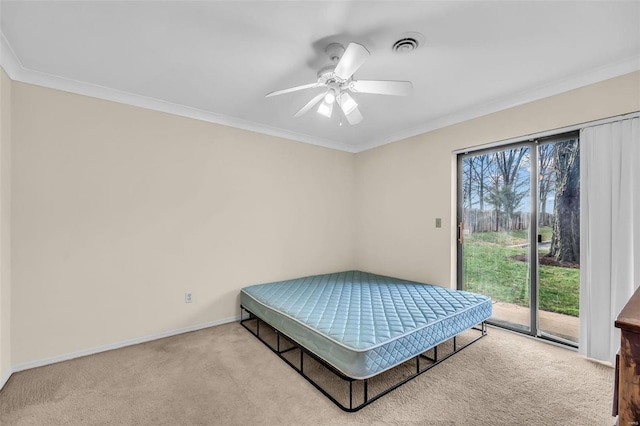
[459,145,533,333]
[536,138,580,343]
[457,133,580,345]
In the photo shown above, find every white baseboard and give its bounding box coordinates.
[10,315,241,375]
[0,366,13,391]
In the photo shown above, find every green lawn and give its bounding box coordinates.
[463,228,579,317]
[468,227,553,245]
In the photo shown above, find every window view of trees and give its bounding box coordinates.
[461,139,580,342]
[463,147,530,234]
[462,140,580,263]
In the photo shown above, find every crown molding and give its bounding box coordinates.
[2,31,638,154]
[0,32,23,78]
[354,54,640,153]
[0,33,357,153]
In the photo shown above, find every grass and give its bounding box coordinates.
[468,226,553,245]
[463,228,579,317]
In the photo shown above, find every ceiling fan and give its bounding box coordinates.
[265,42,413,125]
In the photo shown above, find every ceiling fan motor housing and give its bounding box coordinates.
[317,65,337,82]
[325,43,345,62]
[318,44,349,85]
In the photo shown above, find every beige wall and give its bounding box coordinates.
[354,71,640,287]
[4,69,640,370]
[10,82,355,365]
[0,68,11,382]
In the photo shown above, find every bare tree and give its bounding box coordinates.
[487,148,529,231]
[472,154,491,212]
[463,156,475,210]
[537,143,555,227]
[463,153,495,232]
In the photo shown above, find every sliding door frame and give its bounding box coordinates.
[456,131,579,346]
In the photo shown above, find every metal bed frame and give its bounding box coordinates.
[240,305,487,412]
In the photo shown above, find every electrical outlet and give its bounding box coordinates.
[435,218,442,228]
[185,292,193,304]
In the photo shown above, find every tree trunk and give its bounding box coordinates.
[538,143,555,227]
[548,140,580,262]
[478,154,487,212]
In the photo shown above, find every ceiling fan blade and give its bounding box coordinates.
[294,92,325,117]
[266,82,322,98]
[334,43,370,80]
[350,80,413,96]
[344,106,363,125]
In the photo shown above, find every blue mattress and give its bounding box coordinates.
[240,271,492,379]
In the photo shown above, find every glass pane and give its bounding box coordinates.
[537,139,580,343]
[461,147,532,332]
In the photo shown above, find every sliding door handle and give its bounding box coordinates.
[458,222,464,245]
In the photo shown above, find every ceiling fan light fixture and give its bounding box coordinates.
[317,100,334,118]
[266,41,413,125]
[324,89,336,105]
[340,92,358,115]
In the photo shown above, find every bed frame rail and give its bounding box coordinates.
[240,305,487,412]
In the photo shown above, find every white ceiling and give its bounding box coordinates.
[1,1,639,152]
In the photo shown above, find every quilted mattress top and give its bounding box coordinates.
[241,270,491,351]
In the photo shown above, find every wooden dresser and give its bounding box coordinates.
[614,286,640,424]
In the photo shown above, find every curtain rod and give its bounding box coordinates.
[453,110,640,155]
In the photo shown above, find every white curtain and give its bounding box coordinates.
[579,117,640,364]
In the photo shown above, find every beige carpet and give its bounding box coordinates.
[0,322,614,425]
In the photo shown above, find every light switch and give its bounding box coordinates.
[435,218,442,228]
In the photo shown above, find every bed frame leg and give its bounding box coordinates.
[349,381,353,410]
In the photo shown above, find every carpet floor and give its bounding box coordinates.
[0,322,614,425]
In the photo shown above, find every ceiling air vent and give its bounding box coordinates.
[392,32,425,53]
